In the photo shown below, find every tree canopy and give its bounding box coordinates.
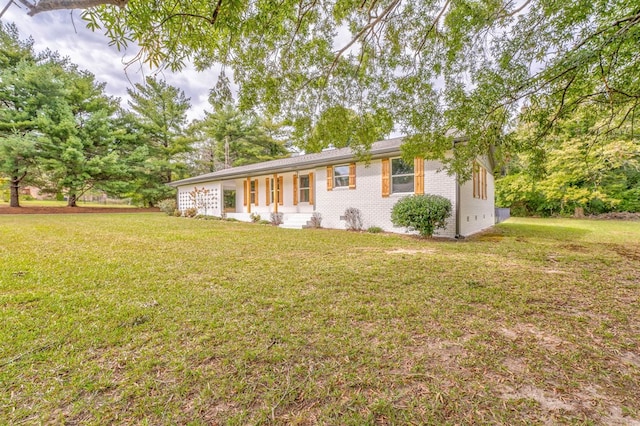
[0,24,193,207]
[7,0,637,176]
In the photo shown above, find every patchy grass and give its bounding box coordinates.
[0,215,638,425]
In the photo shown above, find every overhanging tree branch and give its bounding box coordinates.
[16,0,127,16]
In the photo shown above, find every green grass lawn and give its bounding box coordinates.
[1,215,638,425]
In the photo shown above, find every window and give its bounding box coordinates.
[270,176,283,205]
[223,189,236,212]
[391,158,414,193]
[473,162,487,200]
[333,165,350,188]
[299,175,310,202]
[250,180,257,204]
[269,179,276,204]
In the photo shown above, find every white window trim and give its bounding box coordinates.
[390,157,415,194]
[333,164,350,188]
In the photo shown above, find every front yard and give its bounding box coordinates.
[1,214,638,424]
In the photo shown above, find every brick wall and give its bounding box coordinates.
[315,158,458,238]
[458,156,495,236]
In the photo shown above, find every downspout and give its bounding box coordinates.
[455,176,462,239]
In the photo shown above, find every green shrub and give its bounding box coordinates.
[391,194,452,237]
[158,199,177,215]
[250,213,261,223]
[367,226,383,233]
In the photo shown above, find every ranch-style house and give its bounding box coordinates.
[169,137,495,238]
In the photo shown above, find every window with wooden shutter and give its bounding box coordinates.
[381,158,390,197]
[278,176,284,205]
[293,174,298,205]
[349,163,356,189]
[414,157,424,195]
[326,166,333,191]
[309,172,314,205]
[472,162,488,200]
[265,177,270,204]
[391,158,415,193]
[299,174,310,203]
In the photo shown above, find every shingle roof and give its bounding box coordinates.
[169,137,406,186]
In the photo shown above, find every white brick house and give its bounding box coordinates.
[169,138,495,238]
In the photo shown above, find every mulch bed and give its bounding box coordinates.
[588,212,640,221]
[0,206,160,215]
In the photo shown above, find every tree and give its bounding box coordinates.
[0,134,38,207]
[9,1,640,176]
[0,23,66,207]
[496,104,640,216]
[34,68,131,207]
[125,77,191,205]
[193,105,289,171]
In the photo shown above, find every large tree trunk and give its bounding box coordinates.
[67,193,78,207]
[9,176,20,208]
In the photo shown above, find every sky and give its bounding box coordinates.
[1,5,215,121]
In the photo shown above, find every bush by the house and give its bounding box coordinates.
[391,194,452,237]
[344,207,363,231]
[367,226,383,233]
[183,207,198,218]
[309,212,322,228]
[250,213,261,223]
[270,212,284,225]
[158,199,177,215]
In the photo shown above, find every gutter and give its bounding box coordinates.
[455,177,462,239]
[168,146,404,187]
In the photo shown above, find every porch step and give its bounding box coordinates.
[279,213,314,230]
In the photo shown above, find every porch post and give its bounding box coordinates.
[273,173,278,213]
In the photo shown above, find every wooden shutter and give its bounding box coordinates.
[253,179,259,205]
[326,166,333,191]
[243,180,248,206]
[414,157,424,195]
[293,174,298,205]
[473,162,478,198]
[309,172,314,205]
[483,167,487,200]
[278,176,284,205]
[265,177,270,205]
[381,158,390,197]
[245,177,251,213]
[349,163,356,189]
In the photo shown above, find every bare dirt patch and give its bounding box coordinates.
[385,248,436,255]
[0,206,159,214]
[500,384,575,412]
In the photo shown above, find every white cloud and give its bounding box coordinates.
[2,6,214,121]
